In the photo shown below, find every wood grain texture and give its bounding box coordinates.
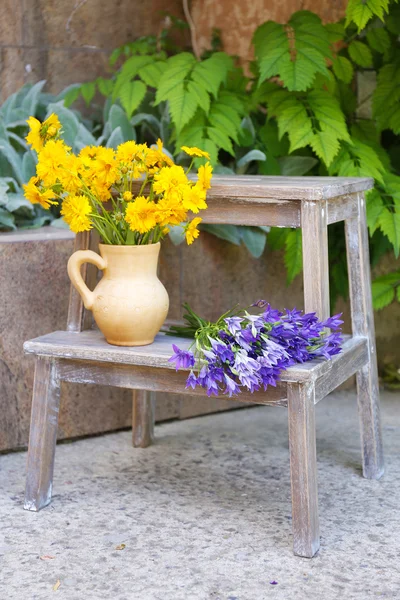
[301,200,330,320]
[287,382,320,558]
[327,193,359,224]
[24,357,60,511]
[131,175,373,201]
[132,390,156,447]
[24,331,367,389]
[56,359,288,406]
[345,193,384,479]
[314,337,368,403]
[200,198,301,228]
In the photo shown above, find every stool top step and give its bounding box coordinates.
[24,330,367,384]
[200,176,374,200]
[132,175,374,201]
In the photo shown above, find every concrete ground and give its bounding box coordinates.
[0,390,399,600]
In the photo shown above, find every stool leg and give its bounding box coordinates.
[345,192,384,480]
[132,390,156,448]
[301,199,330,320]
[24,356,60,511]
[288,382,320,558]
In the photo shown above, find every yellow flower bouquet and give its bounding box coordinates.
[23,113,213,347]
[23,113,212,246]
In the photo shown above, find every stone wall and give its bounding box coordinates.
[0,0,184,101]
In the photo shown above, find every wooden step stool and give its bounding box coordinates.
[23,176,384,558]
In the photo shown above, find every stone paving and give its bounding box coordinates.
[0,390,399,599]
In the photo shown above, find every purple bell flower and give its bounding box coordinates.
[169,344,195,370]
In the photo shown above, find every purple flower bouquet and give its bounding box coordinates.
[168,301,343,397]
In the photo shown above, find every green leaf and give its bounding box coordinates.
[74,123,97,151]
[267,227,289,250]
[0,141,23,183]
[310,130,340,166]
[106,126,125,149]
[325,22,346,43]
[366,27,391,53]
[118,80,146,118]
[22,151,37,182]
[108,104,135,141]
[198,138,218,166]
[187,81,210,114]
[256,12,331,91]
[80,81,96,105]
[155,53,196,103]
[0,207,16,230]
[47,102,80,146]
[240,226,267,258]
[278,155,318,176]
[200,223,242,245]
[372,282,395,310]
[6,193,33,213]
[206,126,234,155]
[168,82,199,132]
[366,188,384,234]
[332,55,354,84]
[139,61,166,88]
[97,78,114,97]
[21,80,46,116]
[378,206,400,257]
[236,149,267,168]
[284,229,303,284]
[373,63,400,133]
[191,53,233,98]
[307,90,350,141]
[348,41,373,68]
[345,0,388,31]
[113,55,155,100]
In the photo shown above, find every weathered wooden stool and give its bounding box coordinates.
[23,176,383,558]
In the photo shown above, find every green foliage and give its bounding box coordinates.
[5,1,400,312]
[253,12,332,92]
[346,0,394,31]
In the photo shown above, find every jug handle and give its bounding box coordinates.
[67,250,107,310]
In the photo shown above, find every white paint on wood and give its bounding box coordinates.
[345,193,384,479]
[287,382,320,558]
[24,357,60,511]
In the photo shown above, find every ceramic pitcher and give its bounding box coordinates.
[67,242,169,346]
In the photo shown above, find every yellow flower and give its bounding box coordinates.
[185,217,202,245]
[89,180,112,202]
[26,113,62,152]
[155,196,187,227]
[197,162,213,191]
[123,191,133,201]
[61,194,92,233]
[45,113,62,138]
[182,183,207,213]
[116,141,148,164]
[23,176,57,209]
[181,146,210,160]
[36,140,70,186]
[153,165,188,197]
[26,117,42,152]
[79,145,101,167]
[146,139,174,170]
[90,147,118,186]
[58,153,82,194]
[125,196,157,234]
